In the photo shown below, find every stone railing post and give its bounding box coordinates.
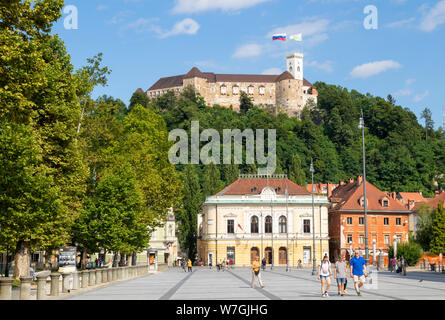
[61,273,71,293]
[50,273,60,296]
[96,269,102,285]
[72,271,79,290]
[0,278,13,300]
[112,267,117,281]
[20,276,33,300]
[117,267,123,280]
[89,269,96,286]
[81,270,89,288]
[102,268,108,283]
[107,268,112,282]
[36,274,47,300]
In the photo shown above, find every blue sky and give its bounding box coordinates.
[53,0,445,128]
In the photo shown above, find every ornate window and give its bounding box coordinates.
[248,85,254,95]
[227,219,234,234]
[279,216,287,233]
[259,86,265,95]
[220,85,227,95]
[251,216,259,234]
[232,85,239,95]
[303,219,311,233]
[265,216,272,233]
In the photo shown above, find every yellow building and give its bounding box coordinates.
[197,175,330,267]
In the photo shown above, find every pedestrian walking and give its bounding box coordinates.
[182,258,187,272]
[261,257,266,271]
[229,259,233,269]
[401,256,407,276]
[318,255,332,297]
[222,259,227,271]
[217,259,222,271]
[334,255,348,296]
[187,259,193,272]
[251,257,264,289]
[350,249,367,296]
[298,259,303,269]
[391,257,396,272]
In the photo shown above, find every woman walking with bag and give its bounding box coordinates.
[318,255,332,297]
[251,257,264,289]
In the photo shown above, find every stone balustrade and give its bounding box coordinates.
[0,263,152,300]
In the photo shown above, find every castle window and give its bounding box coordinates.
[259,86,265,95]
[220,85,227,95]
[232,85,239,95]
[297,66,300,72]
[248,86,254,95]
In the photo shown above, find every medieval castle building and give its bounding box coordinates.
[141,53,318,117]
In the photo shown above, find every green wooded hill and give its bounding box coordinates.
[134,83,445,199]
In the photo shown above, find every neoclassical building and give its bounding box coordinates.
[143,53,318,117]
[197,175,330,267]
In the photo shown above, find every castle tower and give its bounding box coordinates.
[286,52,304,81]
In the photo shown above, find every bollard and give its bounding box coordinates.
[61,273,71,293]
[36,274,47,300]
[50,273,60,296]
[96,269,102,285]
[89,269,96,286]
[81,270,89,288]
[0,278,14,300]
[72,271,79,290]
[20,276,33,300]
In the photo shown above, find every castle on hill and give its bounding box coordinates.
[140,53,318,117]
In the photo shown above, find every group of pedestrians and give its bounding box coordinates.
[390,256,407,275]
[181,258,193,272]
[216,259,233,271]
[317,250,367,297]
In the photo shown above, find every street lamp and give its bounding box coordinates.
[310,158,317,276]
[358,110,369,266]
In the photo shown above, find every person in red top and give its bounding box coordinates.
[229,259,233,268]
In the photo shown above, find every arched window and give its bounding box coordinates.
[251,216,259,234]
[279,216,287,233]
[265,216,272,233]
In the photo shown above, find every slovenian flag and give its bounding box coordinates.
[272,33,287,41]
[290,33,303,42]
[238,224,244,231]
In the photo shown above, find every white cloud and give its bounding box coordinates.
[413,90,430,102]
[405,78,416,86]
[120,18,199,38]
[232,43,263,58]
[419,0,445,31]
[160,18,200,38]
[262,68,282,75]
[386,17,415,28]
[306,60,334,73]
[393,89,412,97]
[350,60,402,79]
[172,0,270,14]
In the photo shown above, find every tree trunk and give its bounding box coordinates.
[13,241,31,279]
[81,249,87,270]
[119,253,126,267]
[112,252,119,268]
[132,252,137,266]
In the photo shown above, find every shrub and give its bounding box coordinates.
[388,241,423,266]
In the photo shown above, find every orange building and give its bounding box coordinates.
[328,176,414,262]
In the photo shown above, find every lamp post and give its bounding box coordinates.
[393,235,397,259]
[310,158,317,276]
[358,110,369,266]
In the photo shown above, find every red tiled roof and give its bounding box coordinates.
[424,192,445,209]
[331,179,410,212]
[215,178,310,196]
[398,192,426,203]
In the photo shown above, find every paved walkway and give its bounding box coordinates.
[68,267,445,300]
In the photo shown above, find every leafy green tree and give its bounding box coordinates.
[388,238,422,266]
[387,94,396,106]
[289,154,306,186]
[240,91,254,114]
[430,201,445,255]
[0,0,88,278]
[203,163,224,197]
[415,203,436,251]
[222,164,239,186]
[129,90,149,111]
[421,108,434,140]
[177,165,202,259]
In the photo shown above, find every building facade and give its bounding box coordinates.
[143,53,318,117]
[328,176,414,262]
[197,175,330,267]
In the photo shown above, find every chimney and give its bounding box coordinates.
[392,192,396,200]
[340,181,345,186]
[348,178,354,184]
[418,190,423,196]
[408,200,415,210]
[357,176,363,184]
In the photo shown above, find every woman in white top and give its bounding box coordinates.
[318,255,332,297]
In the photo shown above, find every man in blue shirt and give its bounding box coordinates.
[349,249,367,296]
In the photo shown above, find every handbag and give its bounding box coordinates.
[254,269,259,276]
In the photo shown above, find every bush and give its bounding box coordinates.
[388,241,423,266]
